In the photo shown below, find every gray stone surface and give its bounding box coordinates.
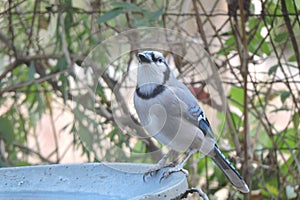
[0,163,188,200]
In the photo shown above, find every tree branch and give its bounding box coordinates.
[0,68,70,96]
[280,0,300,73]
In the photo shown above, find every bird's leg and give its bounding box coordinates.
[160,149,198,181]
[143,150,175,181]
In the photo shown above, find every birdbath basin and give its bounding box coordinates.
[0,163,188,200]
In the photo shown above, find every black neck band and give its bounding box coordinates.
[136,84,166,99]
[136,63,170,100]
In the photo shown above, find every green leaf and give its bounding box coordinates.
[280,152,294,174]
[292,112,299,130]
[225,36,235,46]
[0,81,5,88]
[131,19,148,27]
[229,86,244,111]
[60,75,69,104]
[77,123,93,151]
[145,8,164,21]
[28,63,36,81]
[16,161,31,166]
[261,41,270,55]
[285,0,297,13]
[279,128,297,148]
[0,116,15,144]
[230,112,243,132]
[95,85,107,104]
[274,32,288,43]
[280,91,290,103]
[73,108,93,151]
[56,56,68,70]
[288,55,296,62]
[266,183,279,196]
[96,8,123,24]
[271,107,290,113]
[64,11,73,34]
[132,140,146,153]
[286,185,297,199]
[217,35,235,56]
[268,64,279,75]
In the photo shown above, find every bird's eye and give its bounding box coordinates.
[158,58,163,63]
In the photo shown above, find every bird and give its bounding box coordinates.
[133,50,249,193]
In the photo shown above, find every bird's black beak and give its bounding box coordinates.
[138,53,151,63]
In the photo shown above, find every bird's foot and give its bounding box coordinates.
[160,164,189,182]
[143,162,174,181]
[159,149,198,182]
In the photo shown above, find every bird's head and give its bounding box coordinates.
[137,51,171,87]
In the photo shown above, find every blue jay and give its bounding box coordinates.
[133,51,249,193]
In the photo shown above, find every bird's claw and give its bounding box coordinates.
[143,162,175,182]
[159,166,189,182]
[143,170,158,181]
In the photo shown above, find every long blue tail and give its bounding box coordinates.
[208,145,249,193]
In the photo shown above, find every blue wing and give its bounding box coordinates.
[171,81,215,139]
[171,81,249,192]
[188,104,215,139]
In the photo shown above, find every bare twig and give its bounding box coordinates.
[192,0,209,53]
[44,91,60,163]
[237,1,251,198]
[280,0,300,72]
[0,31,15,51]
[13,142,55,164]
[0,68,70,96]
[226,105,241,156]
[7,0,19,59]
[181,187,209,200]
[25,0,39,54]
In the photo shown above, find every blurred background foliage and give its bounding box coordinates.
[0,0,299,199]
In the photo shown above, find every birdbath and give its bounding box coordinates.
[0,163,188,199]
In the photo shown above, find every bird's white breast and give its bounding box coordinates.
[134,87,205,152]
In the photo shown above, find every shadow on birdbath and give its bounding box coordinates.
[0,163,188,200]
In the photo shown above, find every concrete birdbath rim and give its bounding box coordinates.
[0,162,188,200]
